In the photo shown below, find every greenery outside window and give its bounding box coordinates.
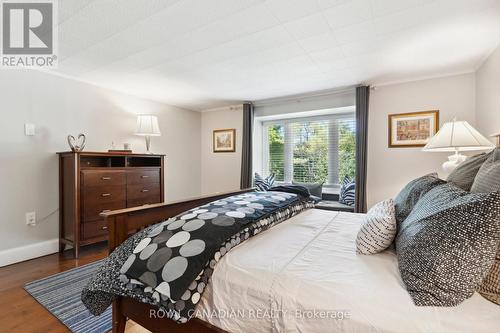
[263,114,356,187]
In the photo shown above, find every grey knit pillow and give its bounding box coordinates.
[471,148,500,193]
[479,244,500,305]
[396,183,500,306]
[394,173,446,224]
[447,152,491,191]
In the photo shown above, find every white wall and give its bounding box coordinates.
[476,45,500,140]
[0,70,201,266]
[200,105,243,195]
[367,73,476,207]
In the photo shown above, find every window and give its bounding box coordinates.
[263,113,356,187]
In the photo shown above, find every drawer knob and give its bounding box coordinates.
[101,193,111,197]
[101,226,108,230]
[141,189,150,193]
[101,176,111,180]
[141,175,150,178]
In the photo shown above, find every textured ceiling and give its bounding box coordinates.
[54,0,500,110]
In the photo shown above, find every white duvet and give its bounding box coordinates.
[197,208,500,333]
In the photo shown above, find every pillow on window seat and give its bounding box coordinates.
[269,184,311,198]
[292,181,323,197]
[339,178,355,207]
[254,173,275,191]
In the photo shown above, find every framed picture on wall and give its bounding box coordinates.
[213,128,236,152]
[388,110,439,148]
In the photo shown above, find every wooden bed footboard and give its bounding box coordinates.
[101,188,254,333]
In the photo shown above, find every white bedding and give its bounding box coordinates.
[197,208,500,333]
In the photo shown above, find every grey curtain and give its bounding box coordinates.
[355,86,370,213]
[240,103,254,189]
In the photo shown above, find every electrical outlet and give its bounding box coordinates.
[26,212,36,226]
[25,123,36,136]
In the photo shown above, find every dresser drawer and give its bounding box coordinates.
[82,200,126,221]
[82,170,126,187]
[127,183,160,201]
[81,220,109,240]
[83,185,126,206]
[127,195,161,208]
[127,169,160,185]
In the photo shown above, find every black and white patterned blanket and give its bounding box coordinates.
[81,191,314,323]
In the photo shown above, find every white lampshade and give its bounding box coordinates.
[135,115,161,136]
[423,120,494,152]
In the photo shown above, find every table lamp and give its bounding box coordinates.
[135,115,161,154]
[422,119,495,173]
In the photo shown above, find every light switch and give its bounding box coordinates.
[25,123,35,136]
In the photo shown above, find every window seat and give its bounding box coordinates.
[315,200,354,212]
[272,183,354,212]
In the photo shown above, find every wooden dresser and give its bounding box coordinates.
[58,152,165,257]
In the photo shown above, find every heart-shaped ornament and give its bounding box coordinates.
[67,133,86,152]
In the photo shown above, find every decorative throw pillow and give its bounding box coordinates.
[254,173,275,191]
[339,178,355,207]
[474,148,500,305]
[471,148,500,193]
[356,199,396,255]
[478,244,500,305]
[447,152,491,191]
[292,181,323,197]
[393,173,445,224]
[269,184,311,198]
[396,183,500,306]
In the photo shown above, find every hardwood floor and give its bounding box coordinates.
[0,243,149,333]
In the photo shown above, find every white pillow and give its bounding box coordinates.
[356,199,396,255]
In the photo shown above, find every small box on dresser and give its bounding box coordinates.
[57,151,165,258]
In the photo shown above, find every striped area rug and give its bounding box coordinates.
[24,260,112,333]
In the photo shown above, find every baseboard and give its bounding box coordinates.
[0,239,59,267]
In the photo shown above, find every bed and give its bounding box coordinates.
[199,208,500,333]
[88,189,500,333]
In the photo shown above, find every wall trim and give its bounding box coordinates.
[201,104,244,113]
[0,239,59,267]
[370,70,474,89]
[253,86,355,107]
